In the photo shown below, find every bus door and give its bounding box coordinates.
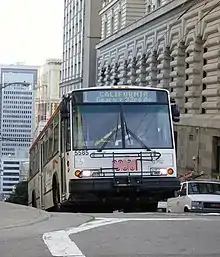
[60,120,67,199]
[40,142,44,209]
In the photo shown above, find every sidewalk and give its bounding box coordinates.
[0,202,50,230]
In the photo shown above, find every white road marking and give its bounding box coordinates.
[43,218,124,257]
[66,217,127,235]
[43,230,84,257]
[201,213,220,216]
[42,216,216,256]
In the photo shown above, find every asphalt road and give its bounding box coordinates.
[1,211,220,257]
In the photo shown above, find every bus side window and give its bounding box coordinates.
[61,121,64,152]
[40,143,44,168]
[65,118,71,151]
[61,119,71,152]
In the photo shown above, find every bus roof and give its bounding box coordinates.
[29,103,61,152]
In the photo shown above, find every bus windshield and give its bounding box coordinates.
[73,103,173,150]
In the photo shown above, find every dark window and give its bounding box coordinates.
[4,167,19,170]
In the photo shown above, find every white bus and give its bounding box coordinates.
[28,86,181,212]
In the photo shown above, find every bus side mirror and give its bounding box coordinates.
[60,97,70,120]
[170,98,180,123]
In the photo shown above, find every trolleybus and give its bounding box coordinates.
[28,85,181,212]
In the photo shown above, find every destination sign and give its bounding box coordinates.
[81,90,168,103]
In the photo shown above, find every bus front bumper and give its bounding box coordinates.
[68,177,180,201]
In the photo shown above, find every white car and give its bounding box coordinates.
[167,180,220,213]
[157,201,167,212]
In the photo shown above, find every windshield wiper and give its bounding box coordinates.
[97,114,121,152]
[121,112,151,151]
[97,109,152,152]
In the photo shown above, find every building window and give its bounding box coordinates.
[104,20,107,38]
[111,16,114,34]
[118,11,122,30]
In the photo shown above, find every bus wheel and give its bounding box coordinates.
[52,176,61,211]
[32,191,37,208]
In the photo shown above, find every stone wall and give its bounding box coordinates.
[96,0,220,176]
[175,124,220,178]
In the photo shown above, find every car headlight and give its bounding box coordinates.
[191,201,203,209]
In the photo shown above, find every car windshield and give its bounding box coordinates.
[188,182,220,195]
[72,103,173,150]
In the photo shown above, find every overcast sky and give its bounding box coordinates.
[0,0,63,66]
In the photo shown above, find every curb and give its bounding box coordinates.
[77,214,96,225]
[0,210,51,231]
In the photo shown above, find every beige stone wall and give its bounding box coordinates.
[96,0,220,176]
[175,124,220,178]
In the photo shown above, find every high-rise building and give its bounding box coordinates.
[60,0,102,96]
[34,59,61,139]
[0,64,38,196]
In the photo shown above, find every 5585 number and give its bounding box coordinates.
[74,150,89,156]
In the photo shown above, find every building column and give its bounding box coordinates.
[122,60,129,84]
[170,41,186,112]
[156,46,171,90]
[104,64,112,86]
[146,51,158,87]
[184,36,203,114]
[136,53,147,86]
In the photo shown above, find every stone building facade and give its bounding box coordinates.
[96,0,220,177]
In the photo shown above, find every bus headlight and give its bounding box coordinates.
[159,169,167,175]
[150,168,174,175]
[74,169,94,178]
[150,168,167,175]
[82,170,92,177]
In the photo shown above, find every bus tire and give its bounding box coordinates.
[52,175,61,211]
[32,191,37,208]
